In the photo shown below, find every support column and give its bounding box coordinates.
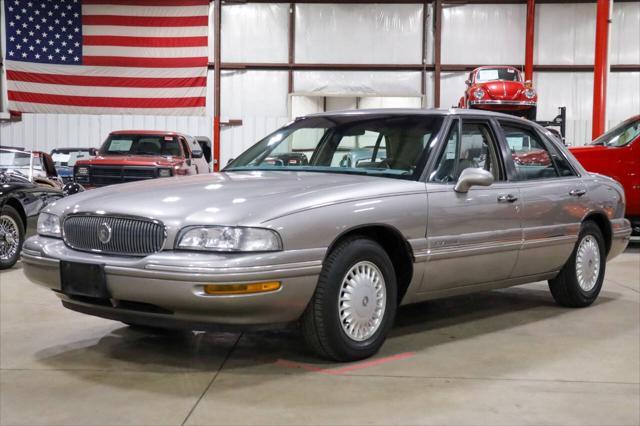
[433,0,442,108]
[524,0,535,82]
[213,0,222,171]
[592,0,611,139]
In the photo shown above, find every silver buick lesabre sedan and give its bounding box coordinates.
[23,109,631,361]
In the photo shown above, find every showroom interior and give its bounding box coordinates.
[0,0,639,425]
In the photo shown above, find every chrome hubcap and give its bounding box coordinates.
[0,215,20,261]
[576,235,601,292]
[338,261,386,342]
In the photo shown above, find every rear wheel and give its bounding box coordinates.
[548,221,606,307]
[0,205,24,270]
[301,237,397,361]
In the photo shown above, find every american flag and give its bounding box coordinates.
[4,0,209,115]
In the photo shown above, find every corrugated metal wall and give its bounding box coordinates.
[1,1,639,162]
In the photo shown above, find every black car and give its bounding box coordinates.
[0,149,82,269]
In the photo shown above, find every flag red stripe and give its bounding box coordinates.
[82,0,209,6]
[82,56,208,68]
[83,35,207,48]
[8,91,206,108]
[83,15,208,27]
[7,70,206,88]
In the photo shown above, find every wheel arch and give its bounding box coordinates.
[581,211,612,255]
[325,224,415,304]
[1,197,27,229]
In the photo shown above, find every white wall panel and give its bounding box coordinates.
[222,4,289,63]
[607,72,640,128]
[295,4,423,64]
[441,4,526,65]
[220,70,289,166]
[535,3,596,65]
[439,71,467,109]
[534,72,594,146]
[610,2,640,65]
[0,114,213,151]
[294,71,422,97]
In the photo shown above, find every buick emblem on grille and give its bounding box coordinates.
[98,222,112,244]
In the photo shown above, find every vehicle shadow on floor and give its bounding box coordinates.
[33,281,631,388]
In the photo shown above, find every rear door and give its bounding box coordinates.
[422,117,522,292]
[497,119,586,277]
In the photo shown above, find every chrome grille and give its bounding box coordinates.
[63,215,166,256]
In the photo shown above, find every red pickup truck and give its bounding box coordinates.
[74,131,210,188]
[570,115,640,235]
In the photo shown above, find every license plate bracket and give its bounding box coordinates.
[60,261,110,299]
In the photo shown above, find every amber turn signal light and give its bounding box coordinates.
[203,282,281,295]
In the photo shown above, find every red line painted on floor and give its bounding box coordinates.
[275,352,416,375]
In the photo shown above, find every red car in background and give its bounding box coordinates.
[74,131,210,188]
[570,115,640,235]
[459,66,537,120]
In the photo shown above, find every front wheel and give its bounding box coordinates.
[0,205,25,270]
[301,237,397,361]
[548,221,606,307]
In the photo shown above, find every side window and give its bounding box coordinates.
[430,121,502,183]
[333,131,386,167]
[180,138,191,158]
[501,123,560,180]
[549,143,577,177]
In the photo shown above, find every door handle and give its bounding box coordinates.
[497,194,518,203]
[569,189,587,197]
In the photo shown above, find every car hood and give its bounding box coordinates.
[568,145,610,156]
[47,170,420,227]
[76,155,183,167]
[478,81,524,100]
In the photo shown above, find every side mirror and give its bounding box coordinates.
[454,168,494,193]
[63,182,85,196]
[192,150,204,159]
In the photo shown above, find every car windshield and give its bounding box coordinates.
[100,135,182,157]
[590,117,640,147]
[0,149,40,179]
[475,68,521,83]
[225,114,444,180]
[51,149,94,167]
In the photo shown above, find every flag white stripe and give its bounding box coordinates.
[83,4,209,17]
[5,60,207,78]
[8,101,205,115]
[7,81,206,98]
[83,46,208,58]
[83,25,208,37]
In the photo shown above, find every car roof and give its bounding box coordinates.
[303,107,531,121]
[109,130,189,137]
[473,65,521,71]
[51,147,95,151]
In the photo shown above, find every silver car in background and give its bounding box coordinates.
[23,109,631,361]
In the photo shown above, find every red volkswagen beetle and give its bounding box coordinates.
[570,115,640,235]
[458,66,537,120]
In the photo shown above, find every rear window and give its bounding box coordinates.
[100,135,182,157]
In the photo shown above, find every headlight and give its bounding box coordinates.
[76,166,89,176]
[37,213,61,238]
[473,88,485,99]
[524,88,536,99]
[176,226,282,252]
[158,168,172,178]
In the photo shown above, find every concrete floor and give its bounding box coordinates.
[1,244,638,426]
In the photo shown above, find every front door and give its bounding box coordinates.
[421,118,522,292]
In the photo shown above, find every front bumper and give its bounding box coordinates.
[609,218,633,259]
[22,236,323,329]
[469,100,536,109]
